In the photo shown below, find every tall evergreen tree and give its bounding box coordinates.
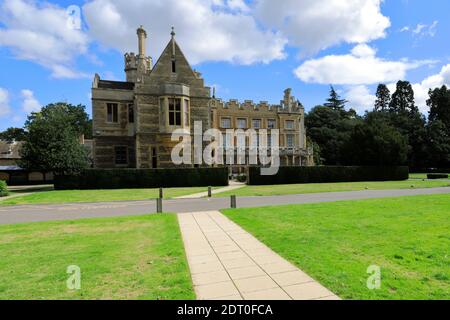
[324,86,347,111]
[427,85,450,128]
[374,84,391,112]
[389,81,418,114]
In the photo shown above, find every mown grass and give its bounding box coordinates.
[0,187,216,206]
[217,180,450,197]
[223,194,450,300]
[0,214,194,300]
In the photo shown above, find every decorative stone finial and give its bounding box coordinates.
[171,26,175,38]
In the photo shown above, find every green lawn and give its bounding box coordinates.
[223,194,450,300]
[0,214,194,300]
[217,180,450,197]
[0,186,215,206]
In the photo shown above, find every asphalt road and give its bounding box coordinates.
[0,187,449,225]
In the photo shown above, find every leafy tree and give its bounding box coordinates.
[20,103,89,174]
[0,127,27,143]
[426,120,450,168]
[324,86,347,111]
[374,84,391,112]
[389,81,418,114]
[342,112,408,165]
[305,105,360,165]
[427,85,450,128]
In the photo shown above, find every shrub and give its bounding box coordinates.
[0,180,9,197]
[427,173,449,179]
[236,174,247,183]
[247,166,409,185]
[54,167,229,190]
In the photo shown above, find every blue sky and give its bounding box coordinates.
[0,0,449,131]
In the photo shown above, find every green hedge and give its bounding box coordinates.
[427,173,448,179]
[54,167,229,190]
[0,180,9,197]
[247,166,409,185]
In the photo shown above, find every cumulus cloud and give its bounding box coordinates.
[255,0,390,54]
[345,85,376,113]
[0,0,89,78]
[21,89,41,113]
[0,88,12,117]
[294,44,433,85]
[82,0,287,65]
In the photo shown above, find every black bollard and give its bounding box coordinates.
[230,195,236,209]
[156,198,163,213]
[208,186,212,198]
[159,187,163,199]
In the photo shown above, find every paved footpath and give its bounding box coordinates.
[175,183,245,199]
[178,211,339,300]
[0,187,449,225]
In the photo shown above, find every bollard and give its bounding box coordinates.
[159,187,163,199]
[230,195,236,209]
[208,186,212,198]
[156,197,163,213]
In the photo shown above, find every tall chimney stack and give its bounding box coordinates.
[137,25,147,57]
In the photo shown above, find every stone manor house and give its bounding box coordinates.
[91,26,313,171]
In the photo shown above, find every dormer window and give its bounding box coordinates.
[171,60,176,73]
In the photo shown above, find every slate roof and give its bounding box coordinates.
[97,80,135,90]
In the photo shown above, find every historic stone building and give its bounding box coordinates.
[91,26,313,170]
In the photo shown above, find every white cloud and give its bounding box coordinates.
[294,44,433,85]
[401,21,439,38]
[255,0,390,54]
[21,89,41,113]
[0,0,89,78]
[0,88,12,117]
[345,85,376,113]
[410,64,450,113]
[82,0,287,65]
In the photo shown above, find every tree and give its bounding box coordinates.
[427,85,450,128]
[0,127,27,143]
[426,120,450,168]
[20,103,89,174]
[389,81,418,114]
[374,84,391,112]
[324,86,347,111]
[305,105,360,165]
[342,112,408,165]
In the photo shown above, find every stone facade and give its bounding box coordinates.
[92,26,313,170]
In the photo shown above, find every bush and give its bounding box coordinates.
[236,174,247,183]
[427,173,449,179]
[0,180,9,197]
[54,167,229,190]
[247,166,409,185]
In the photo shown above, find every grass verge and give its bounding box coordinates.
[223,194,450,300]
[0,214,194,300]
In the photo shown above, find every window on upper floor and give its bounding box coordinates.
[168,98,182,126]
[172,60,176,73]
[184,99,189,126]
[221,117,231,129]
[267,119,276,129]
[128,104,134,123]
[237,118,247,129]
[286,134,294,148]
[285,120,294,130]
[252,119,261,129]
[114,146,128,165]
[107,103,118,123]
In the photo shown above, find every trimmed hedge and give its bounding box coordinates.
[427,173,449,179]
[54,167,229,190]
[247,166,409,185]
[0,180,9,197]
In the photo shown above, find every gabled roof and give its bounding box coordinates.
[98,80,135,90]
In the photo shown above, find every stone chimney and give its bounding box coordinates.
[137,25,147,58]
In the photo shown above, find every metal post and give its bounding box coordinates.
[159,187,163,199]
[156,198,163,213]
[208,186,212,198]
[230,195,236,209]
